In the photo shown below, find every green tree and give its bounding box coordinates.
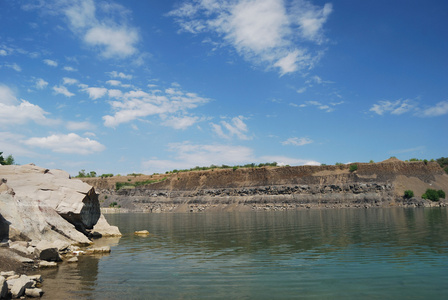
[0,152,15,165]
[349,164,358,172]
[422,189,445,201]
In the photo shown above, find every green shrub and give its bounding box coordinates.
[422,189,445,201]
[349,164,358,172]
[109,201,118,208]
[404,190,414,199]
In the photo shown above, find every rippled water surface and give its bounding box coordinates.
[41,208,448,299]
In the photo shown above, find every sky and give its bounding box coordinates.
[0,0,447,176]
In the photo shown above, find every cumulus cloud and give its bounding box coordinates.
[0,50,7,56]
[211,115,250,140]
[0,84,18,105]
[0,101,55,126]
[282,137,313,146]
[420,101,448,117]
[53,85,75,97]
[369,99,417,116]
[168,0,332,75]
[103,85,210,127]
[43,59,58,67]
[83,87,108,100]
[24,133,105,155]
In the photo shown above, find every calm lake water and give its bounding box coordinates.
[40,208,448,299]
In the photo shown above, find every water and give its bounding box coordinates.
[40,208,448,299]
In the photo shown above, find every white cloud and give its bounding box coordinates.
[0,132,35,157]
[103,86,210,127]
[108,71,133,80]
[63,77,78,85]
[290,0,333,44]
[420,101,448,117]
[6,63,22,72]
[260,155,320,166]
[35,78,48,89]
[106,80,121,86]
[211,115,250,140]
[296,87,307,94]
[43,59,58,67]
[62,0,140,59]
[63,66,77,72]
[168,0,332,75]
[162,116,199,130]
[300,100,338,112]
[24,133,105,155]
[370,99,417,116]
[83,87,108,100]
[108,89,123,98]
[66,121,95,131]
[0,84,18,105]
[282,137,313,146]
[84,25,139,58]
[143,142,255,173]
[0,50,7,56]
[0,100,55,126]
[53,85,75,97]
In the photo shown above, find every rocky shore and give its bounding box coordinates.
[0,164,122,298]
[84,159,448,213]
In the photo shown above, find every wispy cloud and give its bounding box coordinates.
[5,63,22,72]
[282,137,313,146]
[211,115,250,140]
[420,100,448,117]
[24,133,105,155]
[142,142,255,173]
[63,66,77,72]
[168,0,332,75]
[0,84,19,105]
[83,86,108,100]
[162,116,200,130]
[103,85,210,127]
[299,100,342,112]
[53,85,75,97]
[108,71,133,80]
[370,99,417,116]
[35,78,48,90]
[63,77,78,85]
[260,155,320,166]
[66,121,95,131]
[43,59,58,67]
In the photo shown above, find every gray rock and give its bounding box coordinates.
[35,241,61,262]
[27,275,42,283]
[91,214,122,237]
[0,276,7,299]
[0,271,15,277]
[67,257,78,263]
[10,275,34,298]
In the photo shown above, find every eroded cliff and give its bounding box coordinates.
[83,159,448,212]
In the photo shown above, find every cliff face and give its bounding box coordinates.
[84,160,448,212]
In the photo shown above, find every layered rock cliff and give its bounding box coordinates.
[0,164,121,245]
[83,159,448,212]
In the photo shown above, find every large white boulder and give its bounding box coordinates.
[0,164,120,245]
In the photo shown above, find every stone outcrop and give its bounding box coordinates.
[0,164,121,246]
[85,160,448,212]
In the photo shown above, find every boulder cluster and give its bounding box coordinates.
[1,271,43,299]
[0,164,122,298]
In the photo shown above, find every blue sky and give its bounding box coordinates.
[1,0,447,176]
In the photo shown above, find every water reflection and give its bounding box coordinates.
[42,208,448,299]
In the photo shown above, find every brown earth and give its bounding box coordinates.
[81,160,448,212]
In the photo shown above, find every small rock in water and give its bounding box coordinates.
[85,246,111,254]
[39,261,58,268]
[10,275,34,298]
[25,287,44,298]
[134,230,150,235]
[67,257,78,263]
